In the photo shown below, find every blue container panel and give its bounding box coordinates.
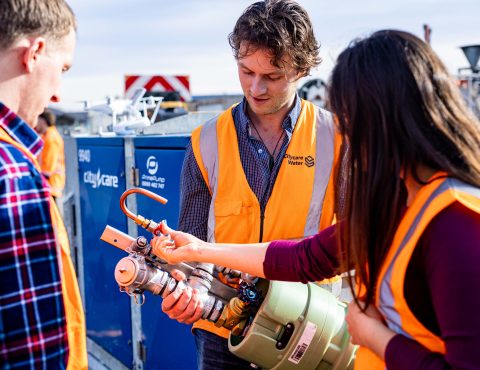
[134,148,184,229]
[77,142,133,367]
[135,147,197,369]
[135,135,190,149]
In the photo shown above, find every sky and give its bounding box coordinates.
[56,0,479,109]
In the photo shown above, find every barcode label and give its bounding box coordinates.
[288,321,317,364]
[291,343,308,362]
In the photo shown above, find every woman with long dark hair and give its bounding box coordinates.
[152,30,480,369]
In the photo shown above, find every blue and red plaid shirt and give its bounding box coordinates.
[0,102,68,368]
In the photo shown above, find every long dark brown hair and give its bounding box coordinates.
[328,30,480,308]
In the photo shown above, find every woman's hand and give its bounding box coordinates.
[150,222,204,265]
[152,223,269,278]
[346,301,396,360]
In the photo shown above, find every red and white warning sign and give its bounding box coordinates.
[124,75,191,101]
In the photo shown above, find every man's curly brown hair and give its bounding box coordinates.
[228,0,321,76]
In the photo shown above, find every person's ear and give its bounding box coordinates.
[23,37,47,73]
[288,69,305,83]
[296,69,308,81]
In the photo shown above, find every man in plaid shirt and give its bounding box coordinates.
[0,1,86,368]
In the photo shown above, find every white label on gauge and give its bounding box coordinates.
[288,321,317,364]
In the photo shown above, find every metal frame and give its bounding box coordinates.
[87,338,129,370]
[457,70,480,116]
[67,137,135,369]
[63,137,86,305]
[124,137,144,370]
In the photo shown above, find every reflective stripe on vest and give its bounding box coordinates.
[0,128,87,369]
[195,114,220,242]
[355,176,480,370]
[192,100,337,243]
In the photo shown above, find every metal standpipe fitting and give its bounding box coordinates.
[185,266,233,324]
[187,263,220,320]
[115,256,184,298]
[113,258,236,325]
[103,220,252,332]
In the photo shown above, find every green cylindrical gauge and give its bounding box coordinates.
[229,280,356,370]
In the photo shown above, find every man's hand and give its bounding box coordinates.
[151,222,203,264]
[161,269,204,325]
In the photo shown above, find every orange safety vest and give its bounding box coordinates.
[191,100,341,338]
[0,128,87,369]
[355,175,480,370]
[38,126,66,198]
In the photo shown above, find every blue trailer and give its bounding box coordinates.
[64,112,217,369]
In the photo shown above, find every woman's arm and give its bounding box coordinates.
[152,223,341,282]
[151,223,269,278]
[196,240,269,278]
[264,223,340,282]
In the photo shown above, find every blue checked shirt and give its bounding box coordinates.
[178,96,302,240]
[0,102,68,369]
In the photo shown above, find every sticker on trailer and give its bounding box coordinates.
[288,321,317,364]
[124,75,191,101]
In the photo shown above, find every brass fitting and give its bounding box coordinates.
[119,188,167,233]
[215,297,250,331]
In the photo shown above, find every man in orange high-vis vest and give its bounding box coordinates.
[36,109,66,199]
[159,1,342,369]
[0,1,87,369]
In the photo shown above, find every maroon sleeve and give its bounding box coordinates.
[386,335,449,369]
[385,201,480,369]
[263,223,340,282]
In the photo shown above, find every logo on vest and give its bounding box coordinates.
[284,154,315,167]
[305,156,315,167]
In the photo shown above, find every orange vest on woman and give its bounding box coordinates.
[355,175,480,369]
[0,128,87,369]
[191,100,341,338]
